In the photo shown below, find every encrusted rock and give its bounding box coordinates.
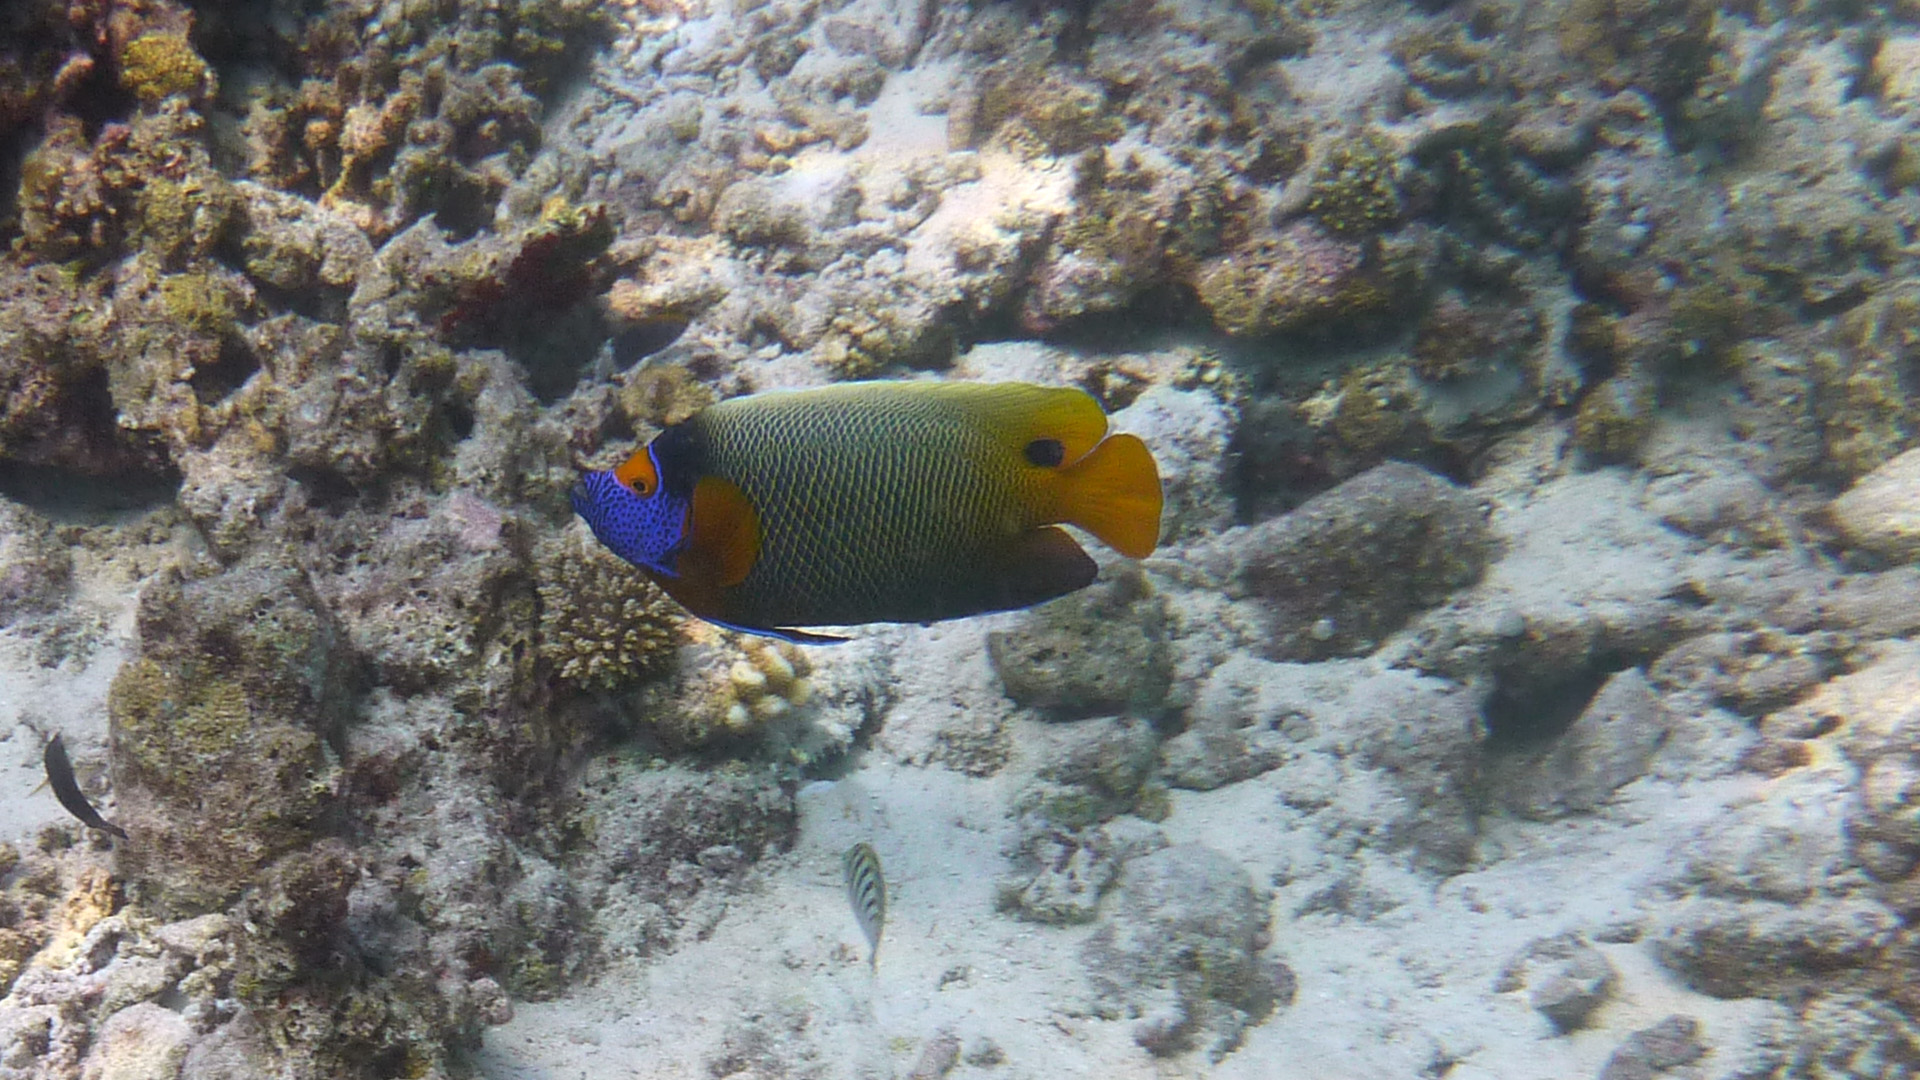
[1083,843,1277,1062]
[1787,992,1920,1080]
[0,499,71,626]
[1160,656,1303,792]
[570,762,798,961]
[1598,1015,1707,1080]
[1195,461,1493,661]
[988,570,1174,718]
[998,817,1165,926]
[1654,897,1898,999]
[1189,222,1392,338]
[1014,716,1164,830]
[1496,932,1617,1034]
[108,557,362,915]
[77,1002,193,1080]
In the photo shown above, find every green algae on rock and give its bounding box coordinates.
[118,30,211,104]
[1303,128,1403,237]
[108,558,362,917]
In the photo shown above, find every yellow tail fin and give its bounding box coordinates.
[1056,433,1162,559]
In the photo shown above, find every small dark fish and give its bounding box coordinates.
[570,381,1163,644]
[43,735,127,840]
[843,841,886,971]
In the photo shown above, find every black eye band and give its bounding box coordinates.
[1024,438,1066,467]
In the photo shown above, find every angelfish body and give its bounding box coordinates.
[570,380,1162,642]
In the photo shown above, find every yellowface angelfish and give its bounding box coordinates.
[569,380,1162,644]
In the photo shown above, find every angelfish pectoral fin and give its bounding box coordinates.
[983,526,1098,613]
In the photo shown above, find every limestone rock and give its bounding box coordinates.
[79,1003,193,1080]
[0,499,71,627]
[1496,932,1617,1033]
[988,571,1173,718]
[1654,897,1898,998]
[1160,656,1302,792]
[1831,447,1920,562]
[1597,1015,1706,1080]
[1195,461,1493,661]
[1083,843,1277,1061]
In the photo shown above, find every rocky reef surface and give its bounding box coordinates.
[1,0,1919,1076]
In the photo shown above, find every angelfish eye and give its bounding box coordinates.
[612,447,661,496]
[1024,438,1066,467]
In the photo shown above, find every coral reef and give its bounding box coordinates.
[1189,222,1395,339]
[1301,128,1403,237]
[644,634,820,750]
[239,0,607,240]
[5,0,1920,1072]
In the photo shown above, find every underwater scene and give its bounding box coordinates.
[1,0,1919,1076]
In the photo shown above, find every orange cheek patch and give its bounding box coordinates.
[689,476,762,587]
[614,447,660,495]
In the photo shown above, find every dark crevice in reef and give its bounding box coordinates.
[610,317,691,370]
[287,462,363,514]
[0,460,182,519]
[1483,658,1640,749]
[191,337,263,403]
[493,298,613,405]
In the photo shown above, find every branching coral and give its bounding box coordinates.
[535,524,682,692]
[646,633,817,749]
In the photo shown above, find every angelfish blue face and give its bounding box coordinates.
[570,445,690,579]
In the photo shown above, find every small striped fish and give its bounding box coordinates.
[842,842,886,971]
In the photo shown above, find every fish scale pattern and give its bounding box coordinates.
[692,385,1069,628]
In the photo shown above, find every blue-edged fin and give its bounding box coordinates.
[1053,433,1162,559]
[688,476,762,587]
[707,617,850,646]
